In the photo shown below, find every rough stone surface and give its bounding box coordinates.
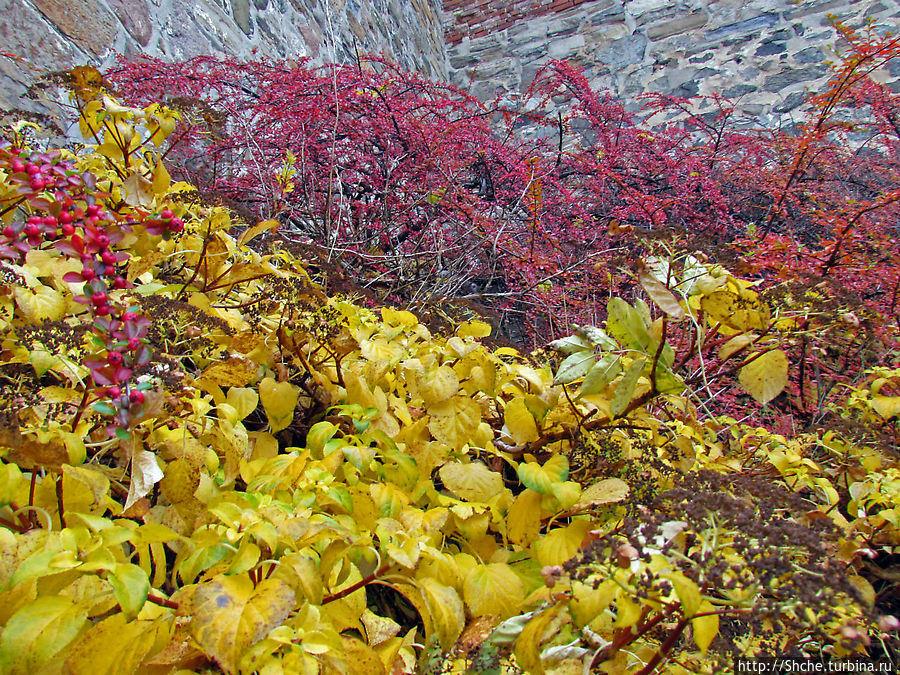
[32,0,118,56]
[107,0,153,47]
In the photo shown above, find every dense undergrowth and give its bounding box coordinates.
[0,16,899,675]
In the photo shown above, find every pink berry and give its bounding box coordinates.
[113,277,127,290]
[86,205,99,217]
[24,223,40,237]
[101,251,117,265]
[29,177,45,190]
[107,351,123,366]
[129,390,145,405]
[95,305,111,316]
[58,210,72,224]
[169,218,184,233]
[106,386,121,398]
[104,265,116,276]
[127,337,141,351]
[82,267,95,280]
[3,226,16,239]
[91,291,107,305]
[122,312,137,322]
[25,163,39,175]
[160,209,174,220]
[11,160,25,173]
[96,234,110,247]
[42,216,57,227]
[61,223,75,236]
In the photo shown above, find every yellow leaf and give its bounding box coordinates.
[427,396,481,450]
[533,520,590,567]
[238,219,279,248]
[514,605,560,675]
[569,578,617,627]
[718,334,756,361]
[13,284,67,323]
[738,349,788,404]
[201,356,259,387]
[65,613,166,675]
[381,307,419,328]
[463,563,525,618]
[504,398,540,444]
[507,489,542,547]
[123,171,154,207]
[871,395,900,419]
[418,578,465,651]
[0,596,87,675]
[457,320,492,338]
[439,461,505,503]
[191,574,294,674]
[337,636,387,675]
[691,601,718,655]
[259,377,299,433]
[226,387,259,421]
[151,159,171,196]
[666,572,701,617]
[575,478,629,509]
[417,365,459,407]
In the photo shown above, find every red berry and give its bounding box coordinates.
[122,312,137,322]
[3,226,16,239]
[104,265,116,276]
[24,223,40,237]
[101,250,117,265]
[169,218,184,233]
[91,291,107,305]
[42,216,57,228]
[95,305,111,316]
[127,337,141,351]
[96,234,110,247]
[107,351,123,366]
[113,276,127,289]
[106,386,121,398]
[29,177,45,190]
[27,234,42,246]
[129,390,145,405]
[27,215,41,225]
[11,160,25,173]
[25,163,39,175]
[82,267,95,280]
[61,223,75,236]
[58,210,72,224]
[160,209,174,220]
[86,205,99,217]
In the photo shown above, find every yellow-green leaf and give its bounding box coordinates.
[259,377,300,432]
[0,596,88,675]
[738,349,788,404]
[507,489,542,547]
[579,354,621,397]
[532,520,590,567]
[192,574,295,674]
[639,265,684,319]
[439,461,504,503]
[518,454,568,495]
[463,563,525,618]
[418,365,459,407]
[65,613,164,675]
[514,605,560,675]
[13,284,67,323]
[418,578,465,650]
[108,563,150,619]
[611,357,645,416]
[575,478,629,509]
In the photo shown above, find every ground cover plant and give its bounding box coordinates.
[0,16,898,675]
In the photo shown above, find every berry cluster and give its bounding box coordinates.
[1,142,184,435]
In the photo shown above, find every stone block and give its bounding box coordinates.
[755,41,787,56]
[793,46,823,64]
[646,10,709,40]
[597,33,647,70]
[548,33,585,59]
[106,0,153,46]
[763,65,827,92]
[33,0,118,56]
[704,13,779,41]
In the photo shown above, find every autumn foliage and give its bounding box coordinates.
[0,16,898,675]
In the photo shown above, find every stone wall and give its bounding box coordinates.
[445,0,900,123]
[0,0,448,114]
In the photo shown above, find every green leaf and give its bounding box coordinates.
[547,334,592,354]
[575,325,618,350]
[553,350,595,385]
[611,357,645,416]
[92,402,117,416]
[192,574,295,674]
[517,454,569,495]
[738,349,788,404]
[579,354,621,397]
[0,596,88,674]
[607,297,649,351]
[108,563,150,619]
